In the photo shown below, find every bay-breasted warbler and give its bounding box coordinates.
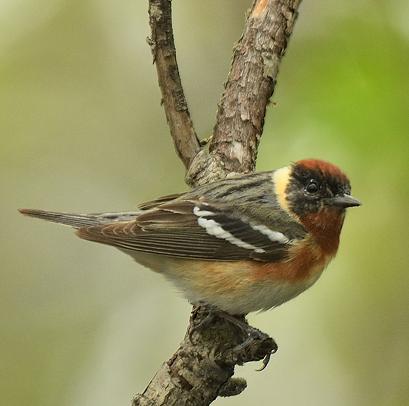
[20,159,360,315]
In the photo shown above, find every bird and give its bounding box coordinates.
[20,159,360,316]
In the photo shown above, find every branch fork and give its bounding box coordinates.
[134,1,302,404]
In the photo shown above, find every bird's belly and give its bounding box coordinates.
[223,270,324,314]
[177,262,326,314]
[125,250,331,314]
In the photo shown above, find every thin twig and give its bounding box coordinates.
[148,0,201,168]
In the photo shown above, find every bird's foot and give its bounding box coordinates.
[209,310,278,369]
[188,305,277,370]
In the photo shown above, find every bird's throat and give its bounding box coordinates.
[300,209,344,255]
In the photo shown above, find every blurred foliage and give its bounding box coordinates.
[1,1,408,405]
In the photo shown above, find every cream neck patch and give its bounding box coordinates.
[272,166,292,213]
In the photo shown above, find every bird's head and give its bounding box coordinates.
[273,159,361,253]
[286,159,361,217]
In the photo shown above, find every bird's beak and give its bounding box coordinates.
[325,194,361,208]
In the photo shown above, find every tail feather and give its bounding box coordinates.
[19,209,102,228]
[19,208,140,228]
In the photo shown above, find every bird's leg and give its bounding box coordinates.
[216,311,262,342]
[188,305,251,343]
[188,304,220,342]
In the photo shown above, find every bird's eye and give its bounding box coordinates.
[306,180,319,194]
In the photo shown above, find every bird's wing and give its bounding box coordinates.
[137,193,184,210]
[77,200,300,262]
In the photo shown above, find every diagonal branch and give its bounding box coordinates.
[211,0,301,173]
[148,0,201,168]
[187,0,301,186]
[136,0,302,404]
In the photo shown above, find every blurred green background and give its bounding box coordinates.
[2,0,408,405]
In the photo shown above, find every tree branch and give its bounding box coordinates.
[133,307,276,406]
[148,0,201,168]
[187,0,301,185]
[135,0,302,404]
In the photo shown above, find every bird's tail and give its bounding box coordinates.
[19,208,139,228]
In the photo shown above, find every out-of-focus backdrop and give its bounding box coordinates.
[2,1,408,405]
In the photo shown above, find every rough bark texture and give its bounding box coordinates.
[133,307,276,405]
[135,0,302,404]
[187,0,301,186]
